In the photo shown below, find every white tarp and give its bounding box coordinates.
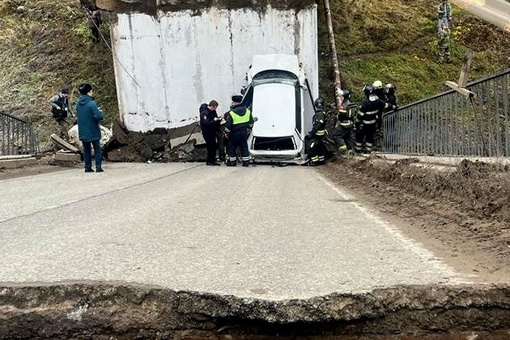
[68,125,113,149]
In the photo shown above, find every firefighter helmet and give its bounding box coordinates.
[372,80,383,89]
[314,97,325,110]
[385,83,396,95]
[363,84,374,98]
[340,89,352,101]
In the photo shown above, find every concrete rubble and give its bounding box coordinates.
[103,119,207,163]
[45,119,207,164]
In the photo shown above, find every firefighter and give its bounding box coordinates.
[384,83,398,111]
[384,83,398,148]
[224,95,253,167]
[308,98,327,165]
[372,80,386,102]
[372,80,387,131]
[372,80,395,149]
[354,85,386,154]
[333,89,356,155]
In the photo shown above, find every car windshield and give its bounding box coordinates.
[252,70,298,87]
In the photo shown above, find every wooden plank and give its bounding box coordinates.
[50,134,80,153]
[458,49,472,87]
[445,81,476,98]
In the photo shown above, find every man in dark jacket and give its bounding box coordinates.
[88,6,102,43]
[76,83,104,172]
[199,100,221,166]
[48,87,73,141]
[224,95,253,167]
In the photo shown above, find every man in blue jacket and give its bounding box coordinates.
[76,83,104,173]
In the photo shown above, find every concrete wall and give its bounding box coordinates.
[109,6,318,132]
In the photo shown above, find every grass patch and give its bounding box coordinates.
[318,0,510,106]
[0,0,117,148]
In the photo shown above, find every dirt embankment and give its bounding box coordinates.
[320,156,510,282]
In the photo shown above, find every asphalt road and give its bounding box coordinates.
[0,163,470,300]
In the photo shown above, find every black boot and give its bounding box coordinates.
[242,161,250,167]
[226,160,237,167]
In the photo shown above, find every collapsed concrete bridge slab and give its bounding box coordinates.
[1,283,510,338]
[96,0,319,133]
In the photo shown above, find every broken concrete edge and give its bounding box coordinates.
[362,153,510,168]
[0,151,81,170]
[1,282,510,337]
[0,156,45,170]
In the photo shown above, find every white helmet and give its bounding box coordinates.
[372,80,383,89]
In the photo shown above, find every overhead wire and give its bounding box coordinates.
[81,5,142,88]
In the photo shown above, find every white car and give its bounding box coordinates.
[241,54,315,164]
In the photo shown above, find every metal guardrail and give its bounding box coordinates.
[382,68,510,157]
[0,111,39,156]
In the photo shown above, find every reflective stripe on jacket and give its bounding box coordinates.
[312,110,326,136]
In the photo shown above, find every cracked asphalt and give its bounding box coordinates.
[0,163,471,300]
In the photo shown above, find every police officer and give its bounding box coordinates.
[354,85,386,154]
[333,90,356,155]
[199,100,221,166]
[308,98,327,165]
[48,87,73,141]
[224,95,253,167]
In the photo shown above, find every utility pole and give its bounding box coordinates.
[323,0,343,110]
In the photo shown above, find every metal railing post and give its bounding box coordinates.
[0,111,39,156]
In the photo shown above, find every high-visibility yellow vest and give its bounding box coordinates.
[230,108,251,125]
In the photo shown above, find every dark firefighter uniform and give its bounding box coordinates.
[354,86,386,154]
[333,90,356,155]
[224,95,254,167]
[309,98,327,165]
